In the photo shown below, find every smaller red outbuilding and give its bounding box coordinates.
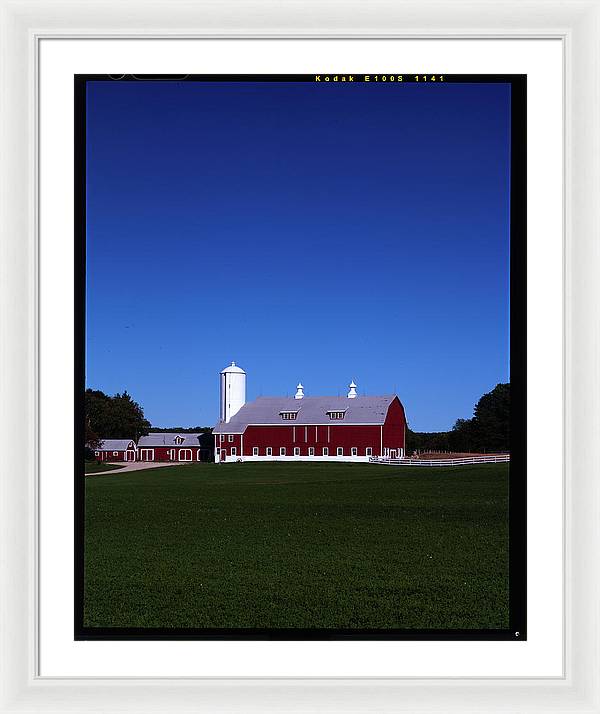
[94,439,137,462]
[136,433,208,462]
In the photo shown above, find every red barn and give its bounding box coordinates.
[94,439,137,462]
[212,386,406,463]
[136,433,207,462]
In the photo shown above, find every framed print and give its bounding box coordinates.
[39,37,561,677]
[0,0,599,712]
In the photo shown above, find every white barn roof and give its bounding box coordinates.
[98,439,135,451]
[138,433,204,447]
[213,396,398,434]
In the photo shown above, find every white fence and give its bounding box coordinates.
[369,454,510,467]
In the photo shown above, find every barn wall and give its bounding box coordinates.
[218,424,382,458]
[96,450,125,462]
[214,433,242,460]
[137,446,203,462]
[382,397,407,455]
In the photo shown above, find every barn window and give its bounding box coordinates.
[253,447,259,456]
[351,447,358,456]
[231,447,237,456]
[228,435,234,442]
[113,451,118,456]
[220,434,224,443]
[337,447,343,456]
[322,447,329,456]
[308,447,315,456]
[174,436,184,445]
[280,447,286,456]
[294,447,300,456]
[94,451,99,456]
[266,447,272,456]
[280,411,298,420]
[327,411,346,420]
[366,447,373,456]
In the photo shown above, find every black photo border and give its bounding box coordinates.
[74,73,526,642]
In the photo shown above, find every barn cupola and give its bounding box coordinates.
[294,382,304,399]
[220,361,246,423]
[347,380,358,399]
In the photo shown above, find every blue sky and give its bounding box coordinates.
[86,79,510,431]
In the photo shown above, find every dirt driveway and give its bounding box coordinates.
[86,461,189,476]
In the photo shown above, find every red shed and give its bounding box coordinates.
[212,394,406,463]
[136,433,207,462]
[94,439,137,462]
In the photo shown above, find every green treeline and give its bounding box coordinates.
[406,383,510,454]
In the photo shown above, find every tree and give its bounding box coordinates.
[111,391,151,442]
[85,388,151,441]
[84,419,102,460]
[471,383,510,452]
[449,418,475,453]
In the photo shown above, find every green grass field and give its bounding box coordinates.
[84,462,125,474]
[84,462,509,630]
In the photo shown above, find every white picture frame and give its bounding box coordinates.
[0,0,597,711]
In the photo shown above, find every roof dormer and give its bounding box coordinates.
[279,410,299,420]
[327,410,347,420]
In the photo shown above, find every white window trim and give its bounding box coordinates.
[351,447,358,456]
[266,447,272,456]
[280,447,286,456]
[337,447,343,456]
[228,434,234,442]
[327,410,347,420]
[253,447,259,456]
[308,447,315,456]
[322,447,329,456]
[231,447,237,456]
[112,451,118,456]
[366,447,373,456]
[294,447,300,456]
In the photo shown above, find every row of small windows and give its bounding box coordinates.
[243,446,372,457]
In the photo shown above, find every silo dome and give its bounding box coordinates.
[221,361,246,375]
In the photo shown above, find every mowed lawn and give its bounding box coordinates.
[84,462,125,474]
[84,462,509,630]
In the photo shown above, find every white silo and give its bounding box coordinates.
[220,361,246,423]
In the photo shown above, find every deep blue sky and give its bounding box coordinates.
[86,79,510,431]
